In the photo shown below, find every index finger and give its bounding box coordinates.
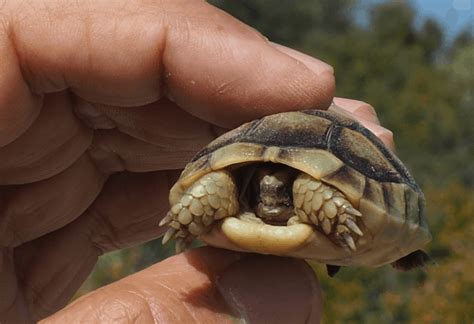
[1,0,334,145]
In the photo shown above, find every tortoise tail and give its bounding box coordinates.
[391,250,431,271]
[326,264,341,277]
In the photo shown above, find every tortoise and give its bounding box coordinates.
[160,104,431,275]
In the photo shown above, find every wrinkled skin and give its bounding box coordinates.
[0,0,394,323]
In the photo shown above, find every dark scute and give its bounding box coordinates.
[323,164,366,194]
[418,193,428,228]
[243,126,327,148]
[391,250,431,271]
[191,110,421,193]
[404,186,422,225]
[382,183,404,220]
[241,113,331,148]
[356,125,419,191]
[305,110,421,192]
[303,109,356,127]
[326,264,341,277]
[329,125,403,183]
[191,113,331,162]
[363,178,385,209]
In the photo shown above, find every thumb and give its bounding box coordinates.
[41,247,322,324]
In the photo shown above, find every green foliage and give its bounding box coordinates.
[370,2,416,46]
[77,1,473,322]
[210,0,354,47]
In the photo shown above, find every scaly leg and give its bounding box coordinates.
[292,173,363,251]
[160,170,239,252]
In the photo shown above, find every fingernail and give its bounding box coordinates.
[216,255,323,323]
[271,42,334,76]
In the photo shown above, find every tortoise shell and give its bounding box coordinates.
[167,108,431,268]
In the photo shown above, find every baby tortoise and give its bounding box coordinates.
[160,106,431,275]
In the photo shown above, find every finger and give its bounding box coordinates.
[271,42,334,76]
[0,248,30,324]
[0,28,41,146]
[1,155,106,247]
[0,91,92,185]
[79,98,217,173]
[13,171,175,319]
[216,254,323,323]
[333,97,380,124]
[1,98,214,247]
[41,248,322,324]
[361,122,395,151]
[0,95,214,186]
[75,98,216,150]
[89,129,199,174]
[4,0,334,140]
[331,97,395,150]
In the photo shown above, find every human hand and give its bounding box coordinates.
[0,0,394,323]
[43,247,325,323]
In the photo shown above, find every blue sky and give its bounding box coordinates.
[356,0,473,42]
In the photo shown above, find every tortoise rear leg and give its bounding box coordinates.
[293,173,363,251]
[160,170,239,253]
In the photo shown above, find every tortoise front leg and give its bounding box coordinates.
[292,173,363,251]
[160,170,239,252]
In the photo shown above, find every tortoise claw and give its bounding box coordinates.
[159,212,173,227]
[343,233,357,251]
[161,170,239,253]
[345,206,362,217]
[162,228,177,245]
[345,218,363,236]
[175,238,187,253]
[293,173,364,251]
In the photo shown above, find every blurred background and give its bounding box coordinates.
[75,1,473,322]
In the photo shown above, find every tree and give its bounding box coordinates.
[210,0,353,46]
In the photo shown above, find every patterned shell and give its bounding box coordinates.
[170,109,431,266]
